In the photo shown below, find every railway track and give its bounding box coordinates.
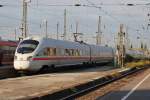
[34,65,149,100]
[0,64,148,100]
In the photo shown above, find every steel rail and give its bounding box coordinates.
[36,66,149,100]
[60,67,148,100]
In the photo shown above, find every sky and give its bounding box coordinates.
[0,0,150,48]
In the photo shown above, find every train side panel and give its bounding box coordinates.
[90,45,114,63]
[14,37,115,72]
[30,39,91,68]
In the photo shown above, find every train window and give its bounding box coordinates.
[64,49,80,56]
[43,48,56,56]
[70,49,74,56]
[65,49,76,56]
[65,49,71,56]
[36,48,56,56]
[73,49,79,56]
[76,50,81,56]
[72,49,75,56]
[17,40,39,54]
[47,48,56,56]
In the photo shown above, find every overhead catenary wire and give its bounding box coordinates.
[84,0,145,33]
[1,0,150,40]
[0,2,147,30]
[27,1,137,33]
[28,0,150,43]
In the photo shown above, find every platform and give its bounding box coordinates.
[99,67,150,100]
[0,66,122,100]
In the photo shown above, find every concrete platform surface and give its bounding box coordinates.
[0,66,121,100]
[99,68,150,100]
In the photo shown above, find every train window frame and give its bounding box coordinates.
[76,49,80,56]
[17,40,39,54]
[64,49,81,56]
[47,48,56,56]
[38,47,57,56]
[65,49,71,56]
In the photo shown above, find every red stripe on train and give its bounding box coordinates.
[32,56,111,61]
[32,57,90,61]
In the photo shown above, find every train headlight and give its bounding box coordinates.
[27,56,32,61]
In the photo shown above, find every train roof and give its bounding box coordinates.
[0,41,18,47]
[23,36,114,50]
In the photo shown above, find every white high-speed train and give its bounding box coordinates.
[14,37,114,72]
[126,49,144,59]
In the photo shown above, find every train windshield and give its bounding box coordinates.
[17,40,39,54]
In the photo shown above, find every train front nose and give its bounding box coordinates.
[14,60,30,71]
[14,39,39,71]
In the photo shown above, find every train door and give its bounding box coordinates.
[56,48,67,67]
[85,45,92,63]
[40,47,58,67]
[62,48,72,65]
[55,47,61,66]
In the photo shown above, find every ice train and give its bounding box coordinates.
[14,37,114,72]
